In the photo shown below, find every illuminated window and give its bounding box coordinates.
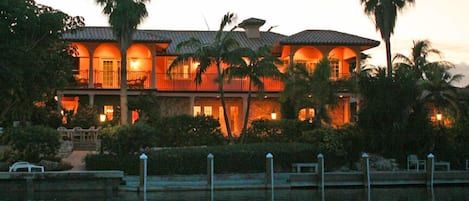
[298,108,315,121]
[167,58,196,80]
[230,106,239,133]
[330,59,340,79]
[102,60,120,87]
[104,105,114,121]
[193,106,201,116]
[204,106,212,116]
[131,110,139,123]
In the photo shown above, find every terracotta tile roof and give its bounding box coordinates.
[280,30,380,47]
[62,27,171,43]
[153,30,286,54]
[62,27,380,53]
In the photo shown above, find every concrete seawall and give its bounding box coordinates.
[1,170,468,192]
[0,171,123,193]
[121,170,469,192]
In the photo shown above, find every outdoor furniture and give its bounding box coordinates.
[292,163,318,173]
[407,154,425,172]
[127,76,147,89]
[434,161,450,171]
[9,161,44,172]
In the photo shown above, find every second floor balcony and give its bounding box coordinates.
[70,70,285,92]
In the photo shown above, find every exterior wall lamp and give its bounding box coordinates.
[271,109,277,120]
[436,113,442,121]
[99,114,106,122]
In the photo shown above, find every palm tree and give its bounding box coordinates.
[282,58,338,128]
[224,45,284,142]
[394,39,452,80]
[168,12,239,142]
[418,64,463,120]
[96,0,150,124]
[360,0,415,76]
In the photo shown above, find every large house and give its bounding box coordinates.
[58,17,379,136]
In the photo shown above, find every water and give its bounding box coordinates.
[0,186,468,201]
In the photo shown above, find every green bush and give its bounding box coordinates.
[1,125,61,163]
[244,119,312,143]
[67,105,99,128]
[85,143,320,175]
[152,115,226,147]
[100,122,157,155]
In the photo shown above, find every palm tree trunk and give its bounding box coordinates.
[385,37,393,76]
[217,62,233,142]
[120,48,128,125]
[314,105,322,128]
[240,79,253,144]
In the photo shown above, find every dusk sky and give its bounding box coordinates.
[36,0,469,87]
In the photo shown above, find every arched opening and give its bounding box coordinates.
[293,47,323,73]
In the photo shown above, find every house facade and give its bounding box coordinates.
[58,18,379,136]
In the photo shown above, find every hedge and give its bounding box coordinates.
[85,143,320,175]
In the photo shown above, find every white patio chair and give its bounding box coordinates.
[407,154,425,172]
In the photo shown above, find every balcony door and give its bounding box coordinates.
[102,59,120,88]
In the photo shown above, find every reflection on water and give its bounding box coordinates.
[0,186,468,201]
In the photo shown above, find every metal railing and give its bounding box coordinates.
[69,71,350,92]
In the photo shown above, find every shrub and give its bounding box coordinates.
[85,143,319,175]
[67,105,99,128]
[1,125,61,163]
[244,119,312,143]
[100,122,157,155]
[152,115,226,147]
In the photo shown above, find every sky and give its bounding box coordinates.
[36,0,469,87]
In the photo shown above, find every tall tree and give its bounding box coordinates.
[168,13,239,141]
[281,58,338,128]
[418,64,463,120]
[224,45,284,142]
[394,39,450,79]
[361,0,415,75]
[96,0,150,124]
[0,0,84,125]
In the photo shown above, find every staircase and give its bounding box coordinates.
[73,142,97,151]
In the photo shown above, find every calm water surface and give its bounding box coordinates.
[0,186,468,201]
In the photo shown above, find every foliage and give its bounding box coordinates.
[1,125,61,163]
[357,67,433,159]
[85,143,319,175]
[30,100,63,128]
[224,45,284,142]
[100,122,157,155]
[244,119,312,143]
[96,0,150,124]
[128,92,161,124]
[151,115,226,147]
[0,0,84,125]
[281,58,339,128]
[360,0,415,74]
[168,12,239,142]
[66,105,99,128]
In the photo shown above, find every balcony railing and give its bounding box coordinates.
[70,71,288,92]
[157,73,284,92]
